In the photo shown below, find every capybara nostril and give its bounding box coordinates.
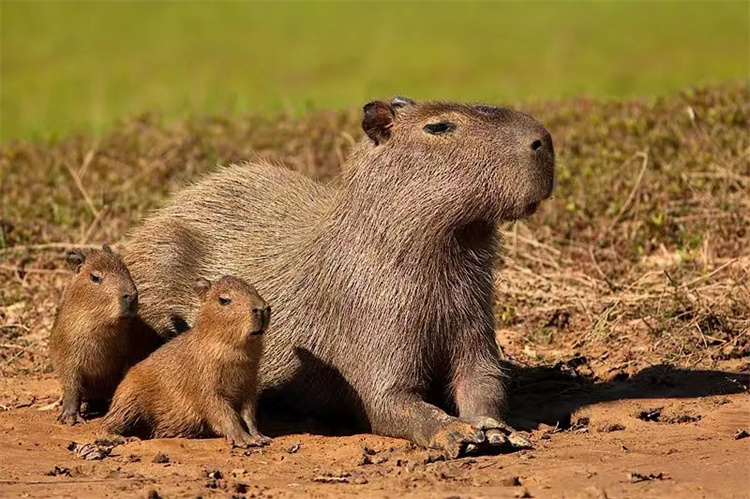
[122,293,137,307]
[530,131,553,154]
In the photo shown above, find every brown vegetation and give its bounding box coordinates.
[2,84,748,378]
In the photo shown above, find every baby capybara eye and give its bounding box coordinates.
[218,296,232,306]
[90,273,103,284]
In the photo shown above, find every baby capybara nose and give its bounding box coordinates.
[253,306,271,330]
[121,291,137,310]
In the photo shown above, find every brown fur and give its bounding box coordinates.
[49,246,160,424]
[124,97,555,457]
[103,276,271,447]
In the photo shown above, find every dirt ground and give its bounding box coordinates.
[1,355,748,499]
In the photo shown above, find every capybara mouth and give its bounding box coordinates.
[120,307,138,319]
[248,329,265,336]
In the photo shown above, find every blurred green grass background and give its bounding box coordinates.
[1,0,748,142]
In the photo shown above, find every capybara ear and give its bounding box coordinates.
[65,249,87,273]
[362,100,396,145]
[102,244,113,254]
[194,277,212,301]
[390,96,415,109]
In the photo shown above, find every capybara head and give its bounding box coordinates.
[193,276,270,343]
[64,245,138,320]
[350,96,555,225]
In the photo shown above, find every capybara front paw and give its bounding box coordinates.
[460,416,532,452]
[57,409,83,425]
[250,434,272,446]
[226,432,270,448]
[429,420,486,459]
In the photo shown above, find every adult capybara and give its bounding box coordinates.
[104,276,271,446]
[49,245,160,424]
[124,97,555,457]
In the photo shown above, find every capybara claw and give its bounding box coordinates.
[244,435,271,447]
[459,416,531,453]
[57,410,83,425]
[430,420,486,459]
[227,432,270,448]
[486,429,509,446]
[227,437,249,449]
[507,431,533,450]
[256,435,272,446]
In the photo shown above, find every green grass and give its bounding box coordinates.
[1,0,748,141]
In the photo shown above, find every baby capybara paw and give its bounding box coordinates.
[252,434,272,446]
[429,420,486,459]
[460,416,533,453]
[225,432,271,449]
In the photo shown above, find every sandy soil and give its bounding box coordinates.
[2,364,748,499]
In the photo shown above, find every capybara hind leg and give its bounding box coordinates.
[453,364,531,451]
[241,402,271,445]
[58,385,82,425]
[370,392,486,459]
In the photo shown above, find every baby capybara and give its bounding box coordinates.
[103,276,271,447]
[49,245,157,424]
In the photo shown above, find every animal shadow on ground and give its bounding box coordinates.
[506,361,750,431]
[255,347,750,443]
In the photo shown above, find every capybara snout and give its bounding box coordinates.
[469,104,556,218]
[252,305,271,334]
[120,289,138,317]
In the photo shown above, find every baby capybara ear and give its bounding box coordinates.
[102,244,114,254]
[362,100,396,146]
[65,249,88,273]
[194,277,212,302]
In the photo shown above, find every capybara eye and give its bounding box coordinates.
[218,296,232,306]
[90,273,103,284]
[423,122,456,135]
